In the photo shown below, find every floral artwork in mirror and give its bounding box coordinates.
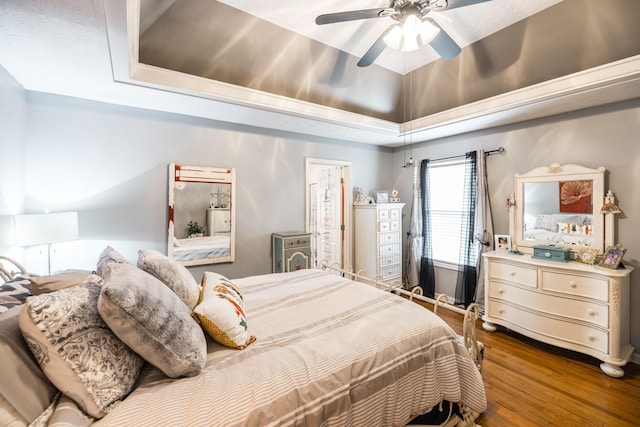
[167,164,236,266]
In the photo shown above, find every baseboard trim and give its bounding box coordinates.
[630,352,640,366]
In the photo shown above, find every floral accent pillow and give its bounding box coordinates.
[98,263,207,378]
[137,248,200,309]
[18,278,144,419]
[193,272,256,349]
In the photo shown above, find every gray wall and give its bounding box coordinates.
[391,98,640,353]
[1,77,392,280]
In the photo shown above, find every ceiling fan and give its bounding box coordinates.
[315,0,492,67]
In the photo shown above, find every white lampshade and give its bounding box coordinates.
[14,212,79,246]
[383,17,440,52]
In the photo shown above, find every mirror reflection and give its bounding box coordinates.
[168,164,235,265]
[523,180,594,247]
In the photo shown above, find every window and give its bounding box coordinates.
[428,160,477,265]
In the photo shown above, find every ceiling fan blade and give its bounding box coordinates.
[357,30,389,67]
[444,0,492,11]
[425,18,461,60]
[315,8,390,25]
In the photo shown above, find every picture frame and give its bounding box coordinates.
[375,191,389,204]
[599,245,626,269]
[495,234,511,252]
[578,248,598,265]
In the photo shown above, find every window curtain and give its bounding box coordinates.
[473,150,494,308]
[454,150,494,308]
[418,159,435,298]
[406,164,422,290]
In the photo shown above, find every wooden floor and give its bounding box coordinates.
[418,301,640,427]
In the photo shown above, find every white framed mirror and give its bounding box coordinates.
[512,163,605,254]
[167,164,236,266]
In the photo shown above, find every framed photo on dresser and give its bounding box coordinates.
[495,235,511,252]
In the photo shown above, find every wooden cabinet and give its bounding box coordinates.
[482,251,634,377]
[353,203,404,283]
[272,232,311,273]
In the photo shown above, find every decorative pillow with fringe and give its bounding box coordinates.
[193,272,255,349]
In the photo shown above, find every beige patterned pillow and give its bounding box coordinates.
[18,278,144,419]
[194,272,256,349]
[98,263,207,378]
[137,248,200,309]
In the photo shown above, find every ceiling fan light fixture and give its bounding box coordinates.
[383,24,403,50]
[419,19,440,44]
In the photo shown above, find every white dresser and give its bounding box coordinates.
[482,251,634,377]
[353,203,405,283]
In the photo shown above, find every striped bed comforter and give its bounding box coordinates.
[95,269,486,426]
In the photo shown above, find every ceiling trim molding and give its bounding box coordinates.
[105,0,640,147]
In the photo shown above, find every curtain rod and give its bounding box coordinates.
[428,147,505,163]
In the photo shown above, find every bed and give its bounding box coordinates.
[172,235,231,261]
[0,251,486,427]
[524,213,593,246]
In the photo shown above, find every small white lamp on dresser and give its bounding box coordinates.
[482,164,634,377]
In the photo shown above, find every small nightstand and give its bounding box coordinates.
[272,232,311,273]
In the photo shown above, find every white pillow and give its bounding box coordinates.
[193,272,256,349]
[19,278,144,419]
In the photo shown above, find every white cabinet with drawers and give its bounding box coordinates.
[482,251,634,377]
[353,203,405,283]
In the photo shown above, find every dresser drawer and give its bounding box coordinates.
[390,208,401,220]
[541,271,608,302]
[488,281,608,328]
[282,235,311,248]
[487,300,608,354]
[378,209,390,221]
[489,261,537,288]
[380,254,400,268]
[378,221,390,232]
[379,243,400,257]
[390,220,401,232]
[380,265,401,280]
[379,232,399,245]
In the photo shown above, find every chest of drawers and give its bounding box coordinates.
[353,203,405,283]
[482,251,634,377]
[271,232,311,273]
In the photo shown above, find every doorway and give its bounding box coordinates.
[305,158,352,269]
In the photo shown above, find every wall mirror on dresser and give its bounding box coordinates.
[484,163,634,378]
[513,163,605,254]
[167,164,236,266]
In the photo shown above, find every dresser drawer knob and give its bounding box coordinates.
[510,271,516,276]
[498,309,505,314]
[570,282,577,289]
[588,335,597,342]
[498,289,505,294]
[588,310,596,317]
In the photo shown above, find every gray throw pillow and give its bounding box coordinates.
[137,248,200,309]
[98,263,207,378]
[95,246,130,278]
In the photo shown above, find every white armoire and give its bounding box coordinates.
[353,203,405,284]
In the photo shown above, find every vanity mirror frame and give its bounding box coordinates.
[167,164,236,266]
[511,163,606,254]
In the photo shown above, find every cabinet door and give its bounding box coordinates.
[286,249,310,271]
